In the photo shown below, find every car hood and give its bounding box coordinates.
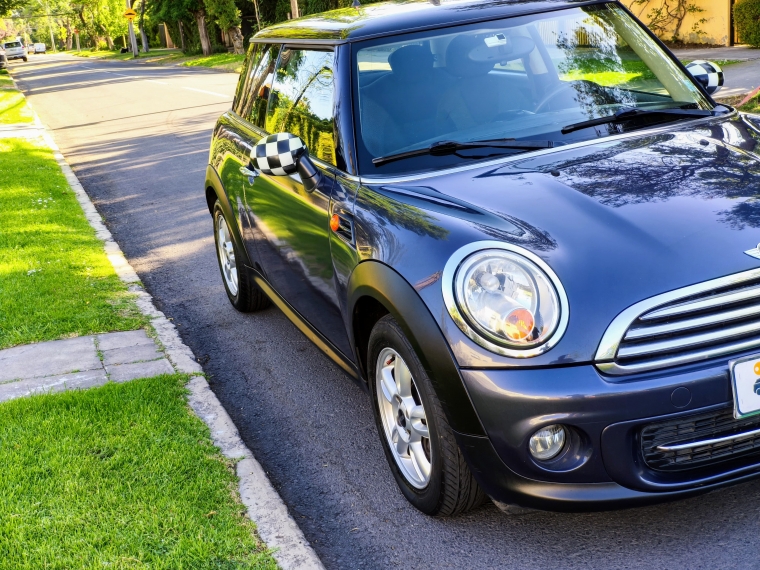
[368,115,760,366]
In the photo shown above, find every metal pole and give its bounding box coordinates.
[126,0,139,57]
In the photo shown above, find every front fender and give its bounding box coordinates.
[347,260,485,436]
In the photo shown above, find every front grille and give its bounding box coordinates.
[642,407,760,472]
[596,269,760,375]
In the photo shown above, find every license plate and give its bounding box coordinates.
[730,354,760,419]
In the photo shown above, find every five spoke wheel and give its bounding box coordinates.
[216,214,238,296]
[376,347,431,488]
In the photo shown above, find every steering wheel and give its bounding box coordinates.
[534,83,577,114]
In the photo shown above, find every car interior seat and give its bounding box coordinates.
[360,44,451,156]
[437,34,533,131]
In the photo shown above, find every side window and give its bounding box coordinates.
[265,48,336,165]
[238,43,279,129]
[233,43,261,115]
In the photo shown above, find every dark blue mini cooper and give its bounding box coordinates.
[206,0,760,516]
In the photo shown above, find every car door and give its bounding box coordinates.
[246,46,353,357]
[212,42,280,267]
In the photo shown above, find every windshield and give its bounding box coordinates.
[352,2,713,175]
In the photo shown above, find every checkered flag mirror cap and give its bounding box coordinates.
[685,60,724,96]
[252,133,307,176]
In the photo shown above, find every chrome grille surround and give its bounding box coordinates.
[596,268,760,375]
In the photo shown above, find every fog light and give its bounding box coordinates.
[529,425,566,460]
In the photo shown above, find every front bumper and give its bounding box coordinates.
[459,357,760,510]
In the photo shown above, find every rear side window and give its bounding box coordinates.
[236,43,279,129]
[265,48,336,165]
[4,42,21,48]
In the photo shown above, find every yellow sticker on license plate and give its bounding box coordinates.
[730,355,760,419]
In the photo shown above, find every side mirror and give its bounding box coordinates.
[685,60,724,96]
[251,133,322,192]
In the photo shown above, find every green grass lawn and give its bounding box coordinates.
[180,52,245,72]
[0,69,14,88]
[72,48,180,62]
[739,92,760,113]
[73,49,244,72]
[0,138,146,348]
[0,374,278,570]
[0,71,34,124]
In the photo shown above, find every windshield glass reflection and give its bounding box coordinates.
[353,3,712,175]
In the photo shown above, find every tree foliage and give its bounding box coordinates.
[735,0,760,47]
[0,0,25,18]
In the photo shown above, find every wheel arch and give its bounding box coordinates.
[347,260,485,436]
[205,164,253,269]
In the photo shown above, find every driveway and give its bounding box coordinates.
[671,45,760,98]
[12,53,760,570]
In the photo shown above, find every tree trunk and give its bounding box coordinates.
[228,26,244,54]
[138,0,149,52]
[178,20,186,52]
[64,19,73,50]
[106,35,114,50]
[194,9,212,56]
[252,0,261,30]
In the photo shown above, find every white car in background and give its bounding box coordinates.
[33,43,46,54]
[2,40,27,62]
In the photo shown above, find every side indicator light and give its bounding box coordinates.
[330,214,341,232]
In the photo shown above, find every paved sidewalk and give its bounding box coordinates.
[0,330,173,403]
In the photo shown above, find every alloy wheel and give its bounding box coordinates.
[375,347,432,489]
[216,214,239,296]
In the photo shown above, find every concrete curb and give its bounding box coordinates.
[17,74,324,570]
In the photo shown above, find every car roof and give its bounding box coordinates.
[254,0,606,43]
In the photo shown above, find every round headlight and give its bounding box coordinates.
[454,249,561,349]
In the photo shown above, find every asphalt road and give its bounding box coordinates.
[13,53,760,570]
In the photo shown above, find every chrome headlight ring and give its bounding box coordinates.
[441,241,569,358]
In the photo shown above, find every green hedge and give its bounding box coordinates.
[735,0,760,47]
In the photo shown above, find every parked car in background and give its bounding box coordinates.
[33,43,46,54]
[2,40,27,62]
[206,0,760,517]
[27,44,34,54]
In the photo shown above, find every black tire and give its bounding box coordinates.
[212,200,270,312]
[368,314,486,516]
[22,57,27,62]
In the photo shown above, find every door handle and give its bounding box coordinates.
[240,166,259,183]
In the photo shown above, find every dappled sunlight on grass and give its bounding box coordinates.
[0,90,34,124]
[0,139,146,348]
[0,69,13,88]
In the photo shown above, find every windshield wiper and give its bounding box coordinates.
[561,107,717,135]
[372,138,556,167]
